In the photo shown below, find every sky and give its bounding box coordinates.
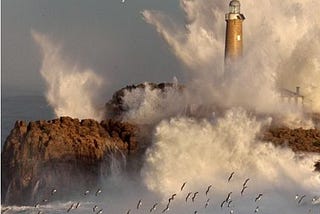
[2,0,185,98]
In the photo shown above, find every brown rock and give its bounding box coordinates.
[1,117,138,205]
[261,127,320,172]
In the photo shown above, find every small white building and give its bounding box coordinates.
[280,86,304,106]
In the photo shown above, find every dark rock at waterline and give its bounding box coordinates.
[1,117,138,205]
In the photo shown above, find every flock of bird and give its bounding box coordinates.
[2,171,319,214]
[121,172,319,214]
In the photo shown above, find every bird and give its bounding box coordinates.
[186,192,192,202]
[312,196,320,204]
[150,203,158,212]
[205,185,212,196]
[84,190,90,195]
[241,186,247,196]
[298,195,306,205]
[254,206,259,213]
[228,172,235,182]
[162,204,170,213]
[220,200,226,208]
[93,205,98,212]
[194,211,198,214]
[243,178,250,187]
[226,192,232,202]
[34,203,40,208]
[97,209,103,214]
[51,188,57,195]
[95,189,102,196]
[75,202,80,209]
[255,193,263,202]
[42,199,48,203]
[180,182,187,191]
[137,199,142,209]
[168,194,177,203]
[192,192,199,202]
[126,209,131,214]
[67,203,74,212]
[204,199,210,208]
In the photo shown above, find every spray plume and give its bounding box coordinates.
[142,108,320,213]
[142,0,320,115]
[32,30,104,120]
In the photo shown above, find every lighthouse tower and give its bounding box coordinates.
[224,0,245,63]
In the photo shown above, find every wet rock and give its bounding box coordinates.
[262,127,320,153]
[1,117,138,205]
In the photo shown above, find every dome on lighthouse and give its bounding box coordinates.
[229,0,240,13]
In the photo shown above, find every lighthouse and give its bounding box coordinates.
[224,0,245,63]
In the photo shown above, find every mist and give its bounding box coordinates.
[32,31,105,120]
[142,0,320,116]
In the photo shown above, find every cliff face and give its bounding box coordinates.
[1,117,138,205]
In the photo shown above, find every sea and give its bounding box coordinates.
[1,95,320,214]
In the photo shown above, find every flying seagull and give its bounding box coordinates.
[241,186,247,196]
[168,194,177,203]
[150,203,158,212]
[228,172,235,182]
[95,189,102,196]
[255,193,263,202]
[254,206,259,213]
[137,199,142,209]
[51,189,57,195]
[204,199,210,208]
[243,178,250,187]
[298,195,306,205]
[186,192,192,202]
[67,203,74,212]
[205,185,212,196]
[162,204,170,213]
[180,182,187,191]
[192,192,199,202]
[220,200,226,208]
[226,192,232,202]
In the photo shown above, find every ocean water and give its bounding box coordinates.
[1,95,54,146]
[1,102,320,214]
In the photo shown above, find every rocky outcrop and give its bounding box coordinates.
[1,117,138,205]
[105,82,184,120]
[2,82,320,205]
[262,127,320,153]
[262,127,320,172]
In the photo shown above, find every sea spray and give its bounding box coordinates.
[142,0,320,115]
[142,108,320,213]
[120,81,187,124]
[32,31,105,120]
